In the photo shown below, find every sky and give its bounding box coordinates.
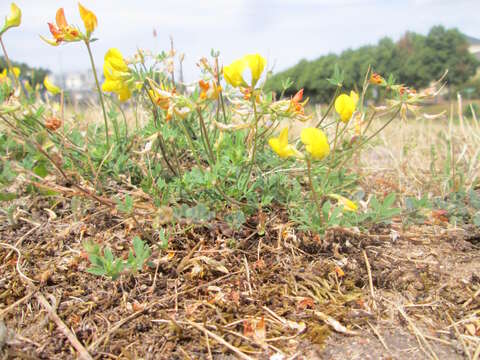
[1,0,479,82]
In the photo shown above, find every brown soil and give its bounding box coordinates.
[0,193,479,359]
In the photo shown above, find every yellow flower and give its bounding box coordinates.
[24,80,33,93]
[43,76,61,95]
[0,68,7,79]
[102,48,132,102]
[1,3,21,35]
[300,127,330,160]
[268,127,302,159]
[78,3,97,37]
[334,91,359,123]
[328,194,358,212]
[223,53,266,88]
[11,66,20,78]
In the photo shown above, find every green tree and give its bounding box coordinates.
[0,56,50,87]
[266,26,479,102]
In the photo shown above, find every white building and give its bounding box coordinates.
[53,69,97,103]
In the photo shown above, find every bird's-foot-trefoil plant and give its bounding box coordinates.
[0,2,446,261]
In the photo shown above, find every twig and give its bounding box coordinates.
[362,249,377,310]
[0,242,36,284]
[36,293,93,360]
[463,287,480,308]
[393,302,439,360]
[93,271,240,351]
[205,332,213,360]
[5,223,42,261]
[311,310,359,336]
[177,239,204,273]
[447,311,472,360]
[185,320,255,360]
[243,255,253,296]
[0,290,35,319]
[473,342,480,360]
[88,306,148,352]
[367,321,390,353]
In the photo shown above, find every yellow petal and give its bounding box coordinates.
[268,138,287,158]
[350,91,359,106]
[24,80,32,93]
[43,76,61,95]
[243,53,266,88]
[11,66,20,78]
[0,68,7,79]
[2,3,21,32]
[328,194,358,212]
[102,79,121,92]
[278,127,289,147]
[39,35,60,46]
[334,93,355,123]
[104,48,128,72]
[268,127,302,159]
[78,3,97,36]
[223,58,247,88]
[300,127,330,160]
[117,86,131,102]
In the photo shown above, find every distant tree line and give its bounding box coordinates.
[266,26,479,102]
[0,56,49,88]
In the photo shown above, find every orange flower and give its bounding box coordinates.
[199,80,221,100]
[290,88,308,115]
[45,117,62,131]
[399,86,416,96]
[41,8,81,46]
[370,73,384,85]
[199,80,209,100]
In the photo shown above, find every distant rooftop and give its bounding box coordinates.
[466,35,480,45]
[466,35,480,62]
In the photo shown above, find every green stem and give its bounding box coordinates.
[85,40,110,147]
[334,106,401,170]
[144,81,179,176]
[0,36,20,89]
[306,158,323,223]
[242,91,260,192]
[315,86,340,128]
[197,107,215,164]
[111,96,129,141]
[214,57,228,124]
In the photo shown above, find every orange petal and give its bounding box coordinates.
[292,88,304,103]
[48,22,61,38]
[55,8,68,28]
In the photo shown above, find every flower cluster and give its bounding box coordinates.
[41,4,97,46]
[268,127,330,160]
[102,48,133,102]
[223,54,266,89]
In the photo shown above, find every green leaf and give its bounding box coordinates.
[473,212,480,227]
[33,162,49,178]
[116,194,133,214]
[383,193,396,208]
[469,189,480,210]
[159,229,169,249]
[0,192,17,201]
[87,267,106,276]
[103,247,114,263]
[88,254,104,267]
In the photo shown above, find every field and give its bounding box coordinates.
[1,4,480,359]
[1,100,480,359]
